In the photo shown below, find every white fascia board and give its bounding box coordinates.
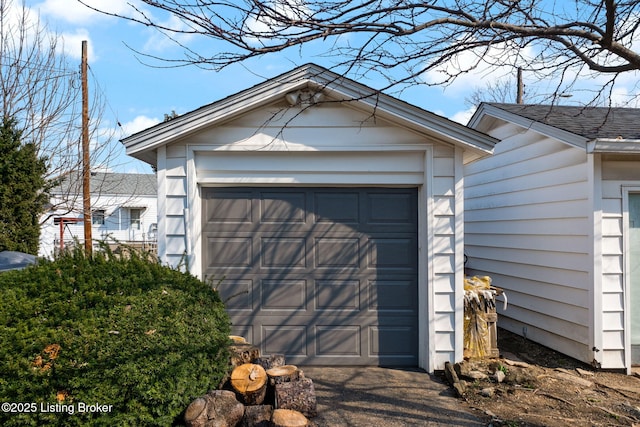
[311,76,496,155]
[469,104,589,149]
[122,67,321,157]
[122,63,496,163]
[587,139,640,153]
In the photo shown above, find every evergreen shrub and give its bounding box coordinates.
[0,248,231,426]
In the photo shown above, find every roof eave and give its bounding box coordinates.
[587,138,640,153]
[469,103,589,149]
[122,64,497,165]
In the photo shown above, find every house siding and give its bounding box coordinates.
[155,101,467,371]
[160,144,189,268]
[599,159,640,369]
[40,176,158,258]
[464,122,594,363]
[432,145,463,368]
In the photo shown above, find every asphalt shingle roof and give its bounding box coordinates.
[51,172,157,196]
[487,103,640,140]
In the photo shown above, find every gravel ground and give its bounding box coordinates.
[301,366,487,426]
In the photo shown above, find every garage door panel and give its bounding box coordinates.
[217,278,254,311]
[260,191,307,223]
[207,237,253,267]
[315,237,360,268]
[261,279,307,311]
[370,325,418,356]
[204,190,253,224]
[231,324,254,345]
[261,237,306,268]
[315,279,360,311]
[263,326,307,356]
[367,192,416,224]
[314,192,360,224]
[368,279,418,312]
[316,325,361,356]
[367,237,417,269]
[203,187,418,366]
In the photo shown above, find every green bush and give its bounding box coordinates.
[0,248,231,426]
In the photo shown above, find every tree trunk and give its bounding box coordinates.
[267,365,302,385]
[231,363,268,405]
[229,343,260,367]
[274,378,317,418]
[271,409,309,427]
[240,404,273,427]
[254,353,286,370]
[184,390,244,427]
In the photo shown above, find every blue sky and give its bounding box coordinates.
[21,0,640,173]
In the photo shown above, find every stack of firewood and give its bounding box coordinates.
[184,336,317,427]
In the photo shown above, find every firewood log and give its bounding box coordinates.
[254,353,286,370]
[274,378,317,418]
[184,390,244,427]
[230,363,268,405]
[240,404,273,427]
[266,365,302,385]
[229,343,260,367]
[271,409,309,427]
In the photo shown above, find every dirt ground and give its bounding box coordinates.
[448,328,640,426]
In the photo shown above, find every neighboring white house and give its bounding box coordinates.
[120,63,496,371]
[465,103,640,373]
[40,172,158,258]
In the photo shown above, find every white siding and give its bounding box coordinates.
[432,145,462,368]
[599,159,640,370]
[162,144,188,267]
[157,100,465,372]
[40,185,158,259]
[464,124,594,364]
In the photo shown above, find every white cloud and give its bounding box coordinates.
[423,42,535,96]
[451,107,477,125]
[58,29,94,61]
[121,115,160,136]
[142,13,196,54]
[243,0,312,46]
[33,0,137,25]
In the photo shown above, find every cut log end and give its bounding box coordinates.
[231,363,268,405]
[184,397,206,423]
[272,409,309,427]
[267,365,301,385]
[232,363,267,393]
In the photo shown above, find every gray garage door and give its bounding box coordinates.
[202,187,418,366]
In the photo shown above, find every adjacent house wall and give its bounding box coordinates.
[464,121,594,364]
[600,158,640,370]
[40,194,158,258]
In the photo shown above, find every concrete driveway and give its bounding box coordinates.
[301,366,487,426]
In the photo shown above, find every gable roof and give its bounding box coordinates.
[469,103,640,153]
[51,172,157,197]
[121,63,497,166]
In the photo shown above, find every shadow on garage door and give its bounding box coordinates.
[204,187,418,366]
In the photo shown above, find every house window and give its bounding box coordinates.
[130,208,142,230]
[92,210,105,225]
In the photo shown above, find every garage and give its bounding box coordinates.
[203,187,418,365]
[120,63,496,371]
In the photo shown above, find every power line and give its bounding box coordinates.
[0,54,78,76]
[87,64,127,139]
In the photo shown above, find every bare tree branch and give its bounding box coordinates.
[78,0,640,103]
[0,0,130,223]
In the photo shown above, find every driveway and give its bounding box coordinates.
[301,366,487,426]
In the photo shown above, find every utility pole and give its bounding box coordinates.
[516,67,524,104]
[82,40,92,255]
